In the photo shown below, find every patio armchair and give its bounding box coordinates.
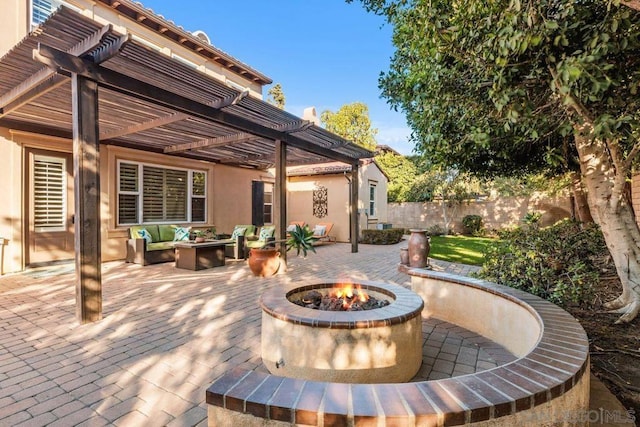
[245,225,277,256]
[311,222,335,245]
[224,224,256,260]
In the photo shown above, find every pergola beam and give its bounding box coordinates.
[164,132,257,153]
[33,44,360,166]
[0,24,120,118]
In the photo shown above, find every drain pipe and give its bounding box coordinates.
[344,172,352,242]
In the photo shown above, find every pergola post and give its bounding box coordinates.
[350,163,359,253]
[72,74,102,323]
[275,139,287,265]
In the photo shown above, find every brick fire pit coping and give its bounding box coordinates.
[260,280,424,329]
[206,271,589,426]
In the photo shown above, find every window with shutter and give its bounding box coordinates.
[33,155,66,232]
[191,172,206,222]
[117,161,205,225]
[118,162,139,224]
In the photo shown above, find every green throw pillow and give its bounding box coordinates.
[137,228,153,243]
[174,227,190,242]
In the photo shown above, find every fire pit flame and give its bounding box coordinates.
[294,283,389,311]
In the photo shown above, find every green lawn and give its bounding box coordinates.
[428,235,494,266]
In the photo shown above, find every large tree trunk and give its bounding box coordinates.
[571,172,593,223]
[575,130,640,323]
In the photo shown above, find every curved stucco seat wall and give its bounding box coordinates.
[206,271,590,426]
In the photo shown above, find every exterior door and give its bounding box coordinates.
[26,149,75,264]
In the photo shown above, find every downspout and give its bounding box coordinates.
[344,172,352,242]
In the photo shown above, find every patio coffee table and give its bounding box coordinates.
[174,240,231,271]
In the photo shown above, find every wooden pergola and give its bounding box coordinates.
[0,7,372,323]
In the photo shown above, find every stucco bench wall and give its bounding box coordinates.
[206,271,590,426]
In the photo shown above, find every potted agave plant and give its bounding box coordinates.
[286,224,317,257]
[248,225,317,277]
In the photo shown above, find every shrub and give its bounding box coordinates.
[360,228,404,245]
[476,219,609,307]
[426,224,447,236]
[462,215,483,235]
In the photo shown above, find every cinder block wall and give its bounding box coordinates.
[387,195,573,232]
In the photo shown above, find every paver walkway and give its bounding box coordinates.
[0,242,630,426]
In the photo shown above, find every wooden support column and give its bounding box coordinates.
[72,74,102,323]
[275,139,287,266]
[351,163,359,253]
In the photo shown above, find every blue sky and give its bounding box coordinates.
[138,0,413,154]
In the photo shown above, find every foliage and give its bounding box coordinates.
[522,212,542,227]
[375,151,419,202]
[428,235,493,266]
[360,228,404,244]
[477,220,608,307]
[320,102,378,150]
[352,0,640,179]
[286,225,317,257]
[267,83,286,109]
[461,215,483,235]
[425,224,447,236]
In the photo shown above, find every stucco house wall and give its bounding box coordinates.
[287,161,388,242]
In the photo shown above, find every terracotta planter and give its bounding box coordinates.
[195,237,206,243]
[400,247,409,265]
[248,248,281,277]
[408,229,430,268]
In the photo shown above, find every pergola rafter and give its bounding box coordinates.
[0,6,370,323]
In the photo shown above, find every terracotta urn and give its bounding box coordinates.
[400,247,409,265]
[248,248,281,277]
[408,229,430,268]
[195,237,205,243]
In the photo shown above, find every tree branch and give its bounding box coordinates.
[623,140,640,172]
[548,67,595,124]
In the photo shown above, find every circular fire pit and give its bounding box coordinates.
[260,280,424,383]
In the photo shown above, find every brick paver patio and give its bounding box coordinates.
[0,241,506,426]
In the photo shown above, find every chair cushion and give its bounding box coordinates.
[173,226,191,242]
[137,228,153,243]
[286,224,297,233]
[231,227,247,240]
[259,226,275,241]
[313,225,326,237]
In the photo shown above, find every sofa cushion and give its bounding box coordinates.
[158,225,177,242]
[147,241,175,251]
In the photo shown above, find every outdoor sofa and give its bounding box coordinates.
[125,224,190,266]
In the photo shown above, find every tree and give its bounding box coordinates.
[375,151,418,202]
[321,102,378,150]
[352,0,640,322]
[267,83,285,109]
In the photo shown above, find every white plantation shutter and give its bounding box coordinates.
[143,166,187,222]
[117,161,204,225]
[33,156,66,232]
[118,162,139,224]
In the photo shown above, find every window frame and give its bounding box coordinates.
[368,181,377,218]
[117,160,207,226]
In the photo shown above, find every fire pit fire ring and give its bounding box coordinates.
[260,281,424,384]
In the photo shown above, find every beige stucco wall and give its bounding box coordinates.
[211,164,273,235]
[388,194,572,233]
[287,163,388,243]
[0,0,262,97]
